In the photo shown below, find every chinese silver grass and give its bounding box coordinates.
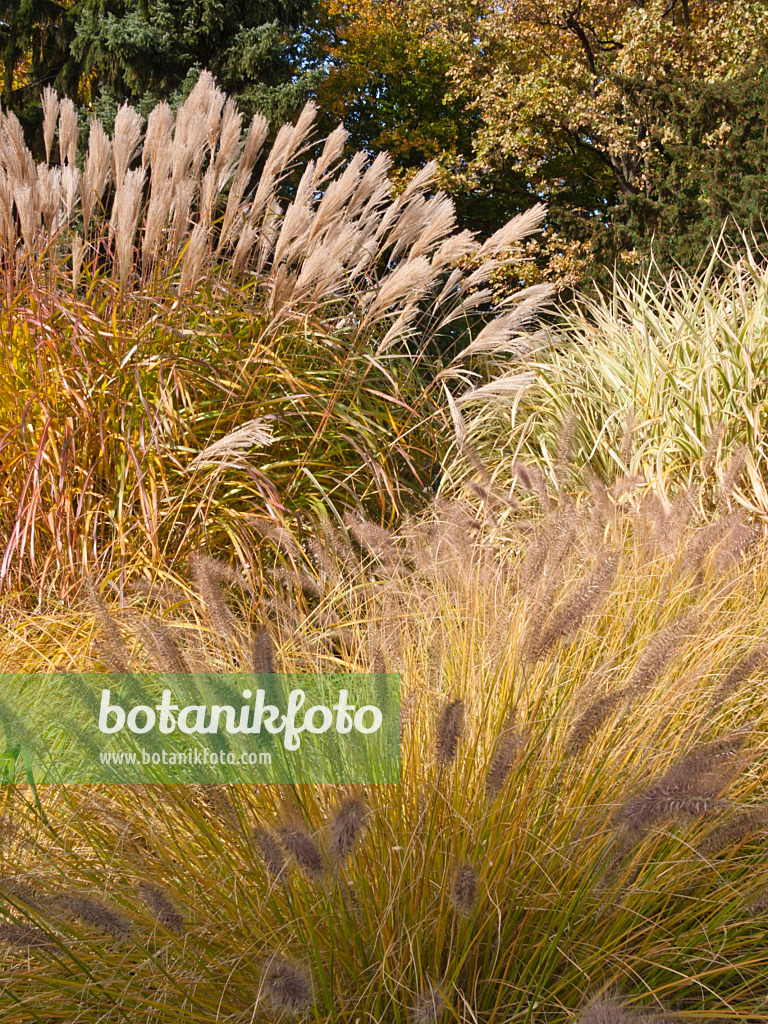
[112,103,143,186]
[57,98,78,167]
[143,101,174,182]
[179,222,209,293]
[113,167,146,286]
[41,86,59,163]
[82,118,112,232]
[188,417,273,468]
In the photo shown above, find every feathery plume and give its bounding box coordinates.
[189,552,241,640]
[525,551,619,662]
[87,582,132,673]
[278,824,324,879]
[253,825,287,877]
[411,984,446,1024]
[329,796,367,862]
[143,101,174,180]
[262,958,313,1016]
[57,894,132,939]
[179,222,209,293]
[709,643,768,710]
[250,625,277,675]
[131,615,188,674]
[0,922,55,949]
[82,118,112,231]
[114,166,146,285]
[58,98,78,166]
[485,716,524,798]
[699,804,768,856]
[189,418,273,468]
[450,862,478,916]
[41,86,59,163]
[579,994,635,1024]
[624,611,699,697]
[138,883,184,933]
[113,103,143,185]
[435,698,464,766]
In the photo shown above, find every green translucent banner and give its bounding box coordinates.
[0,673,400,784]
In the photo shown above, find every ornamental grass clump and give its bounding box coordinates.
[446,248,768,519]
[2,455,768,1021]
[0,71,550,596]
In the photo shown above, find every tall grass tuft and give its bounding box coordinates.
[3,471,768,1020]
[0,71,548,595]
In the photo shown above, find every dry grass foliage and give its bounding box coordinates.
[0,72,551,595]
[0,459,767,1021]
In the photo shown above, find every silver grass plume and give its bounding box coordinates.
[41,86,59,163]
[262,957,313,1016]
[189,418,273,468]
[114,166,146,285]
[143,101,174,181]
[58,98,78,166]
[82,118,112,231]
